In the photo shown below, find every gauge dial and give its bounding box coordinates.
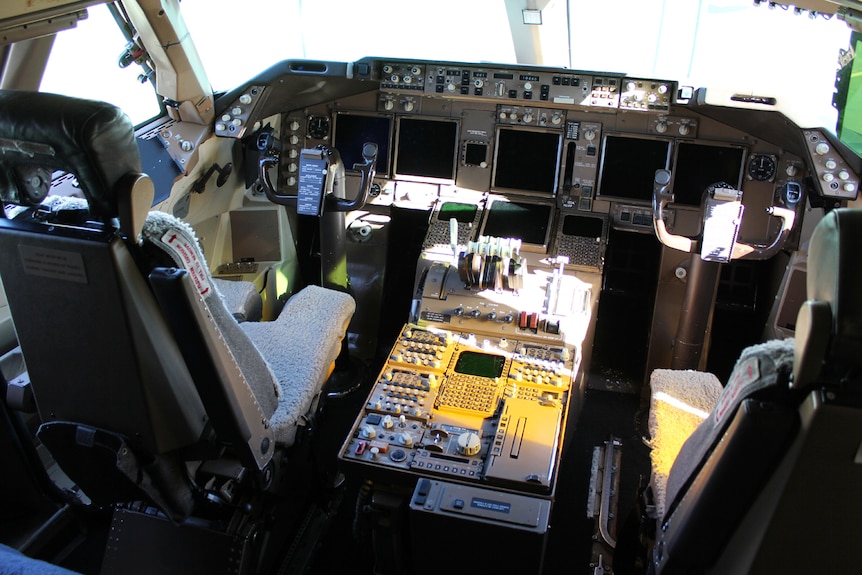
[747,154,776,181]
[307,116,330,140]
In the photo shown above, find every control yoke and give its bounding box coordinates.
[652,168,796,261]
[256,132,378,215]
[329,142,378,213]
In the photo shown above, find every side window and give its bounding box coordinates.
[40,5,161,126]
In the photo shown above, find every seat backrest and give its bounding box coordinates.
[139,210,278,470]
[652,208,862,574]
[0,91,207,455]
[0,91,274,519]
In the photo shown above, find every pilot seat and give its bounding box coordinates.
[0,90,354,571]
[642,207,862,574]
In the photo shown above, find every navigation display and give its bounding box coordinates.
[672,142,745,206]
[492,127,561,196]
[597,134,671,203]
[334,113,392,175]
[395,117,458,182]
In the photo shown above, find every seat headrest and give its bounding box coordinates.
[794,208,862,385]
[0,90,142,222]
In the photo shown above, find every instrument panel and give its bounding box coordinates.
[215,56,860,265]
[339,324,577,495]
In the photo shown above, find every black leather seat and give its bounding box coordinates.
[644,208,862,574]
[0,90,354,522]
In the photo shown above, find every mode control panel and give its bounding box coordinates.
[497,105,566,128]
[375,60,679,115]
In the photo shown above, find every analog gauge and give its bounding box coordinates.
[747,154,776,181]
[307,116,330,140]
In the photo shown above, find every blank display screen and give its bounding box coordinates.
[334,114,392,174]
[597,135,671,203]
[230,210,281,262]
[493,128,561,196]
[395,118,458,181]
[562,214,604,239]
[672,143,745,206]
[482,200,553,247]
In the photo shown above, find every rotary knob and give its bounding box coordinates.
[457,432,481,456]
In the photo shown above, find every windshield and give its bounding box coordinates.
[179,0,516,87]
[181,0,849,131]
[40,0,851,134]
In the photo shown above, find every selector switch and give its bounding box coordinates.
[457,432,482,456]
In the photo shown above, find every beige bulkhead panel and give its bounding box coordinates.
[121,0,214,125]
